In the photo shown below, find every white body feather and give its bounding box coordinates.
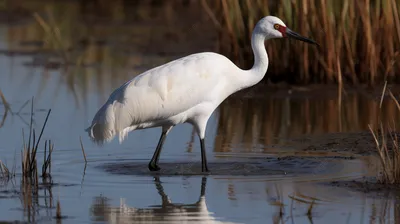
[86,16,294,146]
[86,52,249,144]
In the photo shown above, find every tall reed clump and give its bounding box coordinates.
[369,84,400,184]
[22,99,53,189]
[208,0,400,85]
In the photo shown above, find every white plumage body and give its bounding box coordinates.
[86,16,317,172]
[87,52,243,143]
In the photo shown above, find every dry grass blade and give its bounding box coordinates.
[79,136,87,163]
[0,160,10,179]
[30,109,52,172]
[0,89,10,110]
[201,0,221,29]
[56,199,62,220]
[369,85,400,184]
[380,81,388,109]
[387,123,400,181]
[33,12,69,61]
[307,199,316,218]
[42,140,54,177]
[0,89,11,129]
[369,124,391,183]
[21,97,53,188]
[0,104,9,129]
[388,90,400,112]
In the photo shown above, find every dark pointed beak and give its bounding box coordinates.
[286,28,319,47]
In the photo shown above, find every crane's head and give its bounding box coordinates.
[257,16,319,46]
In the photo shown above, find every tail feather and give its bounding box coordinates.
[86,102,117,144]
[86,99,135,144]
[86,122,115,144]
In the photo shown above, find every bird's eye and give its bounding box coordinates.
[274,24,280,30]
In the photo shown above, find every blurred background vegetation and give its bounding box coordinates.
[2,0,399,88]
[3,0,216,102]
[210,0,400,85]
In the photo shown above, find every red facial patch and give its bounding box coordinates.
[278,26,287,37]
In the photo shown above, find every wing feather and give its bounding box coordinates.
[118,53,227,123]
[88,52,233,143]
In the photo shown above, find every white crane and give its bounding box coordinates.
[86,16,318,173]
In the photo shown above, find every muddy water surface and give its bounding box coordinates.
[0,1,400,224]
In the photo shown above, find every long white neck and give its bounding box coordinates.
[236,27,269,90]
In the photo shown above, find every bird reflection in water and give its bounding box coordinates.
[91,176,238,224]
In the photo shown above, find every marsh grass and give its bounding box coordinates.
[307,200,316,220]
[21,99,52,189]
[0,88,10,110]
[41,140,54,178]
[369,85,400,184]
[79,136,87,164]
[0,95,62,221]
[33,12,69,62]
[19,102,56,222]
[0,160,11,179]
[0,88,11,128]
[56,199,62,220]
[369,123,400,184]
[207,0,400,85]
[0,154,16,181]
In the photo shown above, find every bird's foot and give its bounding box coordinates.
[148,162,161,171]
[202,167,210,174]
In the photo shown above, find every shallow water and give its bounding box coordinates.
[0,1,400,224]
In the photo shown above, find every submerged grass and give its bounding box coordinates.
[208,0,400,85]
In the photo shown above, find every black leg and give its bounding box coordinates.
[195,176,208,206]
[154,176,170,206]
[200,176,207,196]
[200,138,209,172]
[148,130,168,171]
